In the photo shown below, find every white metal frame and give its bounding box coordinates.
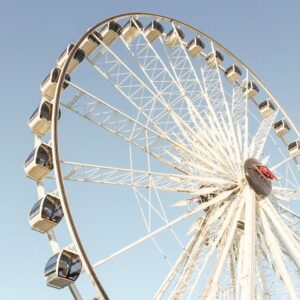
[27,12,300,300]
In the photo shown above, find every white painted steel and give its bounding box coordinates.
[28,12,300,300]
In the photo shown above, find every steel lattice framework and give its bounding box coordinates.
[26,13,300,300]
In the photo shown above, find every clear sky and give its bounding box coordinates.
[1,0,300,299]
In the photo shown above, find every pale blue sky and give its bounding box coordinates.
[1,0,300,299]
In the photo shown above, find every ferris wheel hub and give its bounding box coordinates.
[244,158,277,198]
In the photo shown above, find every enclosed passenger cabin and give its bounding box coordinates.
[121,18,143,43]
[205,50,224,68]
[29,100,52,136]
[258,99,276,117]
[186,37,205,57]
[165,27,185,47]
[100,21,121,46]
[45,250,82,289]
[29,194,63,233]
[242,81,259,98]
[24,143,53,181]
[57,43,85,73]
[28,100,61,136]
[288,140,300,157]
[144,20,164,43]
[224,64,242,83]
[80,31,102,56]
[40,67,71,100]
[273,119,290,137]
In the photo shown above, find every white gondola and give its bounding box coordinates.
[165,27,185,47]
[57,43,85,73]
[80,31,102,56]
[40,67,70,100]
[273,119,290,137]
[28,100,61,136]
[205,50,224,68]
[29,194,63,233]
[45,249,82,289]
[28,100,52,136]
[242,80,259,98]
[121,18,143,43]
[24,143,53,181]
[224,64,242,82]
[186,37,205,57]
[144,20,164,43]
[258,99,276,117]
[288,140,300,157]
[99,21,121,46]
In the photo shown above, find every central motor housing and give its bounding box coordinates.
[244,158,276,197]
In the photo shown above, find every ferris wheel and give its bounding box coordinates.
[25,13,300,299]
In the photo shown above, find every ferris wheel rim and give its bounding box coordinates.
[49,12,300,299]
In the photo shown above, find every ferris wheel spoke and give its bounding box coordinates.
[168,126,237,179]
[205,108,242,176]
[221,109,243,175]
[204,42,234,119]
[170,235,209,299]
[261,199,300,269]
[270,156,296,172]
[92,191,234,269]
[54,161,236,193]
[198,61,241,166]
[249,110,278,159]
[259,207,298,300]
[164,145,230,179]
[63,79,225,179]
[184,108,230,166]
[90,28,240,178]
[154,232,201,300]
[182,199,239,299]
[120,20,196,134]
[87,49,162,119]
[158,24,210,131]
[228,252,237,300]
[90,32,196,144]
[205,111,240,175]
[274,202,300,222]
[205,44,244,169]
[199,110,241,176]
[157,202,230,299]
[201,195,245,299]
[62,81,193,173]
[270,186,300,201]
[173,187,237,207]
[120,19,233,164]
[199,50,225,116]
[273,203,300,241]
[172,103,240,178]
[161,22,206,113]
[187,58,242,174]
[159,29,241,169]
[234,235,243,299]
[257,226,278,278]
[256,241,271,300]
[87,42,173,136]
[231,75,249,158]
[87,51,209,171]
[169,214,216,298]
[168,112,237,178]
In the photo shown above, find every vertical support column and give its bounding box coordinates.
[240,186,256,299]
